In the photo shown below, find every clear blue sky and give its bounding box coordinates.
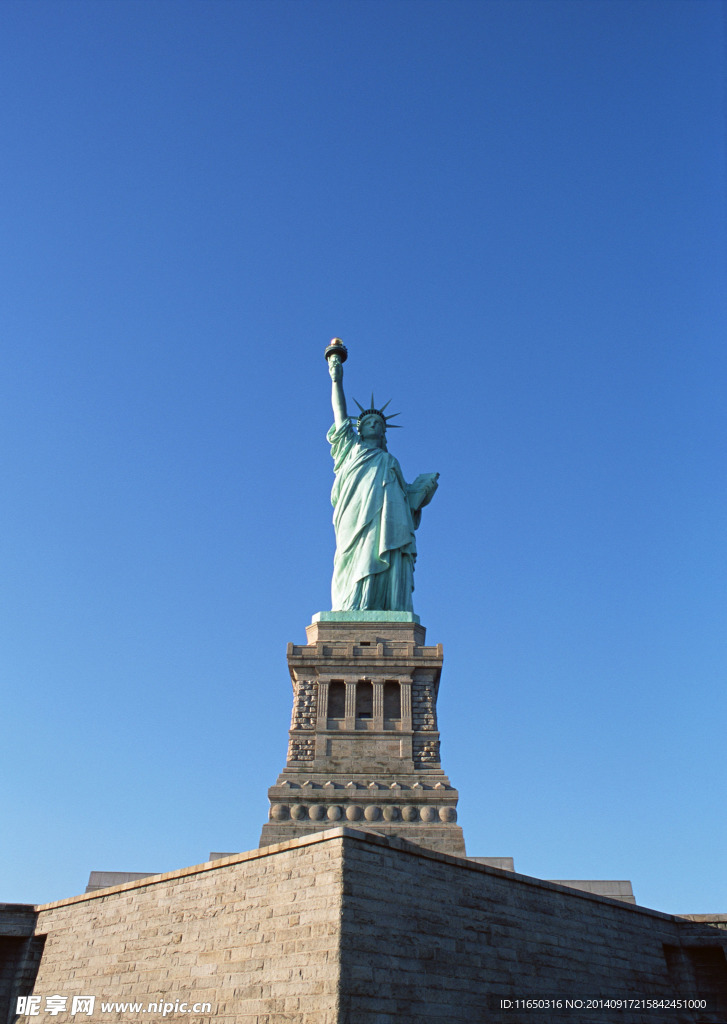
[1,0,725,915]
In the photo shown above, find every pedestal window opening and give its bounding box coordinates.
[384,681,401,725]
[356,681,373,722]
[327,681,345,720]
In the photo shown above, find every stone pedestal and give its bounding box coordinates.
[259,613,466,856]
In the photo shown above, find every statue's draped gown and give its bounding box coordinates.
[328,418,417,611]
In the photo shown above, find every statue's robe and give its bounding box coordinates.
[328,418,417,611]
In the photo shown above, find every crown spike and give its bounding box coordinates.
[352,398,365,412]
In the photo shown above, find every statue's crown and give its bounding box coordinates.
[353,394,402,430]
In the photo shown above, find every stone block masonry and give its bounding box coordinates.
[4,828,727,1024]
[0,904,43,1023]
[336,831,727,1023]
[22,834,346,1024]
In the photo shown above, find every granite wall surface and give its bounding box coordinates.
[3,828,727,1024]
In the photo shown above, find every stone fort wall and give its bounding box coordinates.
[337,830,727,1023]
[27,834,344,1024]
[4,828,727,1024]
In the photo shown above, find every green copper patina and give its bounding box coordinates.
[326,341,439,612]
[313,610,420,624]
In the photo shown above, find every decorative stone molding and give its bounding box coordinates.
[413,735,441,767]
[291,679,317,730]
[288,736,315,762]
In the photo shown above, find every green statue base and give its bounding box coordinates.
[312,610,420,624]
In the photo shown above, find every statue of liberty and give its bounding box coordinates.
[325,340,439,612]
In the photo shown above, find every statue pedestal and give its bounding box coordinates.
[259,616,466,857]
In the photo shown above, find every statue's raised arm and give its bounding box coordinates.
[323,339,438,614]
[327,347,347,430]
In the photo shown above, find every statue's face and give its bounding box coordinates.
[359,414,385,442]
